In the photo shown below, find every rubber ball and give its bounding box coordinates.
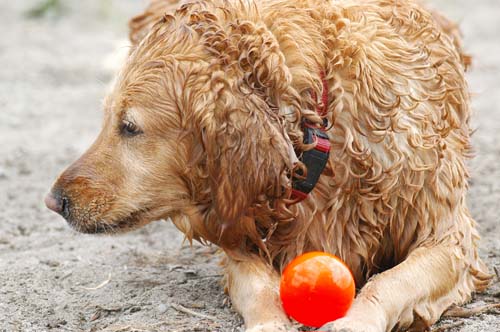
[279,251,355,328]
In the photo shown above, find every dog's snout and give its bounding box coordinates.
[45,190,70,219]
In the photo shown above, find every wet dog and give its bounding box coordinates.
[46,1,491,331]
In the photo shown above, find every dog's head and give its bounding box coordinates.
[46,4,321,249]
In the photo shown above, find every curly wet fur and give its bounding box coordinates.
[50,0,492,331]
[129,0,488,274]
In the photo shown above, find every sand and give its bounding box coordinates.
[0,0,498,331]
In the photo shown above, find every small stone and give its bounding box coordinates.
[0,167,7,180]
[157,303,168,314]
[184,270,198,277]
[40,260,60,267]
[128,306,141,313]
[190,302,205,309]
[46,319,67,329]
[17,225,28,236]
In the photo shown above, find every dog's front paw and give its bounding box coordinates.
[245,321,296,332]
[318,317,380,332]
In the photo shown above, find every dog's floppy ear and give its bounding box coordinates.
[197,72,293,227]
[202,22,300,226]
[184,11,300,248]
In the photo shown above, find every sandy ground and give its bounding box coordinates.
[0,1,498,331]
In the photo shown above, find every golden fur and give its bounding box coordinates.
[48,0,492,331]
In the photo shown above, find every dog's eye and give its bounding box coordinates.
[120,120,142,137]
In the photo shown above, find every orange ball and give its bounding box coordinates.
[279,252,355,328]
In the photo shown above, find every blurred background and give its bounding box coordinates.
[0,0,498,331]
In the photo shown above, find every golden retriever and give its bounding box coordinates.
[45,0,492,331]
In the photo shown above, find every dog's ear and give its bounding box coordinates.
[190,70,294,230]
[184,11,301,248]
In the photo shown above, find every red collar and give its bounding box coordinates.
[290,72,331,202]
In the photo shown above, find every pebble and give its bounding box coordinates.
[157,303,168,314]
[0,167,7,180]
[46,319,67,329]
[40,260,60,268]
[184,270,198,277]
[128,306,141,313]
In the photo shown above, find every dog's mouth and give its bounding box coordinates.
[67,209,152,235]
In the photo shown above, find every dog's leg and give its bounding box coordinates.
[320,245,489,332]
[225,256,294,332]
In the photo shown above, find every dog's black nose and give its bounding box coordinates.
[44,190,70,218]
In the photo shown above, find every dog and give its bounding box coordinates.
[45,0,492,331]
